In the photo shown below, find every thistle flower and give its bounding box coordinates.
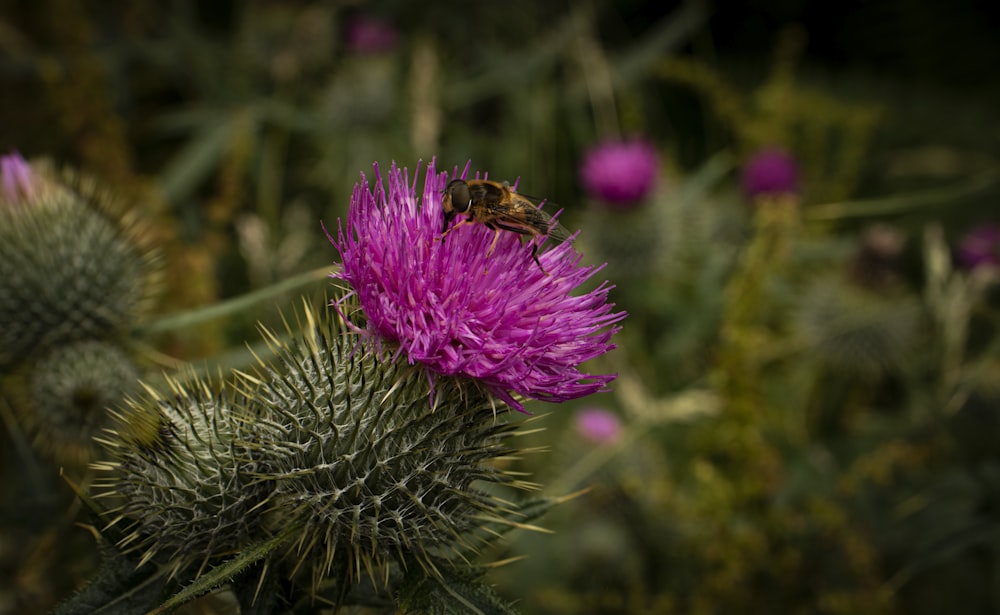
[345,14,398,55]
[0,153,160,368]
[574,407,622,444]
[741,148,800,199]
[956,224,1000,270]
[332,160,625,412]
[579,139,660,207]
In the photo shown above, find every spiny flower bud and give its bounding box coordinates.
[244,303,528,591]
[794,276,921,376]
[0,153,160,368]
[8,340,141,468]
[93,374,267,576]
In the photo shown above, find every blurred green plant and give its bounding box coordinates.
[3,0,1000,613]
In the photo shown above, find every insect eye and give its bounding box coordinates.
[447,180,472,213]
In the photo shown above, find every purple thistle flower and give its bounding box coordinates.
[957,224,1000,270]
[574,407,622,444]
[331,160,626,413]
[579,139,660,207]
[741,148,800,198]
[1,151,37,205]
[345,15,398,55]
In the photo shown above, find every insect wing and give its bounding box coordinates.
[507,192,573,243]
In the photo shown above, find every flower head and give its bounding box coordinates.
[579,139,660,206]
[957,224,1000,270]
[574,407,622,444]
[332,160,625,412]
[345,14,398,55]
[1,151,38,205]
[741,148,800,198]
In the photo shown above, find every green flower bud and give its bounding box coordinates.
[794,275,921,376]
[7,340,141,468]
[93,374,267,576]
[0,154,160,368]
[245,304,525,591]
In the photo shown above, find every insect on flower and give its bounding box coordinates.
[440,178,572,273]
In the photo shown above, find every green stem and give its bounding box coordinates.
[135,264,338,336]
[805,173,999,221]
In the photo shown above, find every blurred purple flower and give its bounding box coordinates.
[957,224,1000,270]
[579,139,660,207]
[741,148,799,198]
[331,160,626,413]
[346,15,398,55]
[1,152,37,205]
[574,407,622,444]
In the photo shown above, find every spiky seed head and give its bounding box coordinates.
[92,374,267,576]
[244,302,527,591]
[0,154,161,369]
[7,340,141,468]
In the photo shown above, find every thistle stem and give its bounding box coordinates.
[134,264,337,336]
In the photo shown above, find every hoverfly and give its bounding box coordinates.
[440,178,572,273]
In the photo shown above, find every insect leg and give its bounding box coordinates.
[486,227,503,258]
[442,210,456,234]
[439,216,471,241]
[529,241,548,275]
[490,221,549,275]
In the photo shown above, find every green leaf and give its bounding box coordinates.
[147,528,294,615]
[397,566,521,615]
[50,546,171,615]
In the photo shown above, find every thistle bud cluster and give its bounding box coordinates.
[92,301,530,607]
[0,153,160,468]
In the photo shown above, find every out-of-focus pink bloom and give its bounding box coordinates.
[574,407,622,444]
[346,15,398,55]
[741,148,799,198]
[579,139,660,207]
[957,224,1000,270]
[1,152,37,205]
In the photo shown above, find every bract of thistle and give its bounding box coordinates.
[331,160,626,412]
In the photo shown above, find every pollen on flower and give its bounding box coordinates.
[331,159,626,412]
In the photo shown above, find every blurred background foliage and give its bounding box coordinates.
[2,0,1000,613]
